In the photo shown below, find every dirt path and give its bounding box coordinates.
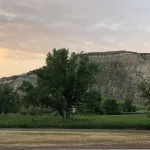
[1,144,150,150]
[0,129,150,149]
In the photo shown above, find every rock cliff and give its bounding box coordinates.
[88,50,150,102]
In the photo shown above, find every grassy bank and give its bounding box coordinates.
[0,114,150,129]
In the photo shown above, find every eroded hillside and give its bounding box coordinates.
[88,51,150,101]
[0,51,150,102]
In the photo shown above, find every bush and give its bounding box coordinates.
[101,98,122,115]
[77,91,103,114]
[122,99,136,112]
[147,112,150,118]
[20,111,28,115]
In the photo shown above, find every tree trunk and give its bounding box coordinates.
[58,109,64,119]
[0,106,2,115]
[65,111,70,120]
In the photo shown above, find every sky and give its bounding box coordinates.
[0,0,150,77]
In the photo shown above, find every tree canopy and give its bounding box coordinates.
[19,81,39,109]
[0,84,20,114]
[36,48,100,119]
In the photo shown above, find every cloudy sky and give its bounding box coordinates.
[0,0,150,77]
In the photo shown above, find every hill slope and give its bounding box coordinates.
[0,50,150,101]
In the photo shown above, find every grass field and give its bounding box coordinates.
[0,114,150,129]
[0,129,150,147]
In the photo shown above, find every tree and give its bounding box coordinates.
[37,48,100,119]
[139,79,150,111]
[101,98,121,115]
[19,81,39,110]
[0,84,20,114]
[122,99,136,112]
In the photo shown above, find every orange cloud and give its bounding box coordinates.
[0,48,10,63]
[0,47,46,77]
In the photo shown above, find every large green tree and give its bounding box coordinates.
[0,84,20,114]
[37,48,100,119]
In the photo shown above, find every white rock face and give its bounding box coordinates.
[88,51,150,102]
[0,74,37,90]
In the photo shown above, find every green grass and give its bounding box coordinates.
[0,114,150,129]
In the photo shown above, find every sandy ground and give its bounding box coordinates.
[1,144,150,149]
[0,129,150,149]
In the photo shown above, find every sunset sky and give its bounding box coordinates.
[0,0,150,77]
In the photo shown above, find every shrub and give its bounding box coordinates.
[20,111,28,115]
[101,98,122,115]
[147,112,150,118]
[122,99,136,112]
[77,91,103,114]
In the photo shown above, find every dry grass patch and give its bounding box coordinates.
[0,130,150,146]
